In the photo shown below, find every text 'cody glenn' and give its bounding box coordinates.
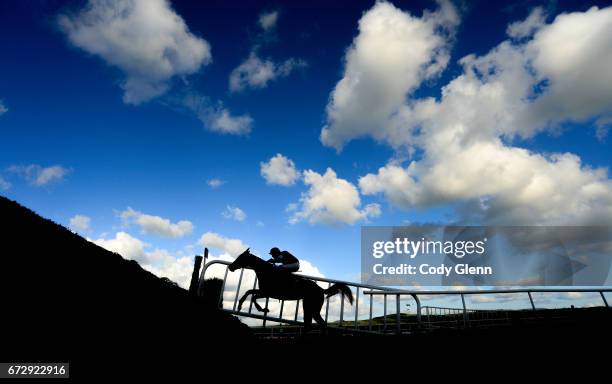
[371,238,493,277]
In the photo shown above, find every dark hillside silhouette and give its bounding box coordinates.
[0,196,251,366]
[1,195,610,372]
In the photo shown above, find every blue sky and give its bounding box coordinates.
[1,1,611,310]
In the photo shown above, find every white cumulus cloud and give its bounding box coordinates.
[91,231,149,263]
[69,214,91,232]
[120,207,194,238]
[184,94,253,135]
[320,0,459,150]
[353,5,612,225]
[205,106,253,135]
[290,168,381,225]
[524,6,612,126]
[229,53,306,92]
[221,205,247,222]
[198,231,248,257]
[7,164,70,187]
[259,10,279,31]
[229,9,306,93]
[207,178,225,188]
[595,117,611,142]
[507,6,547,39]
[260,153,300,186]
[91,231,327,300]
[0,176,11,191]
[59,0,211,104]
[91,231,195,288]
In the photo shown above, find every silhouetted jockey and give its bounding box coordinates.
[267,247,300,273]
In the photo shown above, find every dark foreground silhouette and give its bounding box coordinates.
[0,196,251,370]
[229,248,353,330]
[1,195,610,374]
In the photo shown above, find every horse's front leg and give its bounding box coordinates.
[237,289,270,314]
[237,289,258,311]
[252,292,270,314]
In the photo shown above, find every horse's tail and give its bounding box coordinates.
[324,283,354,305]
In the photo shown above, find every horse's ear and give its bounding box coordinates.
[246,248,250,252]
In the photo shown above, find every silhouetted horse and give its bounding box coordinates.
[228,248,353,330]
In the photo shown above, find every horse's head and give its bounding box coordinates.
[228,248,253,272]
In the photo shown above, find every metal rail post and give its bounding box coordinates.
[219,267,229,308]
[325,282,331,324]
[396,294,401,335]
[527,292,536,311]
[294,299,300,321]
[368,295,373,331]
[279,300,284,330]
[354,288,360,330]
[411,293,422,329]
[188,255,203,296]
[461,294,468,328]
[383,294,387,332]
[232,268,244,311]
[339,291,345,327]
[195,248,209,296]
[600,291,609,308]
[262,297,269,328]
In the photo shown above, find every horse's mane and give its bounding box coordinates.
[244,251,273,269]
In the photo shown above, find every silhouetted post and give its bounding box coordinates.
[188,255,203,296]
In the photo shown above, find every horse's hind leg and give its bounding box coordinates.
[312,294,326,327]
[302,298,313,333]
[313,312,326,327]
